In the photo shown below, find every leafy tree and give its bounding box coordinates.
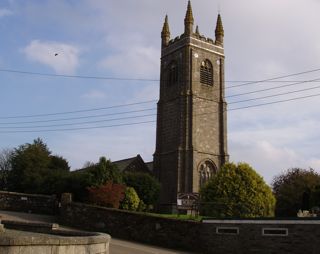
[8,138,52,193]
[272,168,320,217]
[200,162,275,218]
[83,157,123,187]
[65,171,93,202]
[0,148,13,190]
[0,148,13,171]
[120,187,140,211]
[123,172,160,206]
[87,181,125,208]
[41,169,70,195]
[49,155,70,171]
[7,138,70,194]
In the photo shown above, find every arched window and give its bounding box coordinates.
[200,60,213,86]
[167,61,178,86]
[199,160,216,187]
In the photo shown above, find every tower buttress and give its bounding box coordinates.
[161,15,170,47]
[184,1,194,35]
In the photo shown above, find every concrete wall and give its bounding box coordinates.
[201,219,320,254]
[0,191,57,215]
[60,202,320,254]
[0,229,110,254]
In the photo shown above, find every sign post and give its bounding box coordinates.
[177,193,200,216]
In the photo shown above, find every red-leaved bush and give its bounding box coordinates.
[87,181,125,209]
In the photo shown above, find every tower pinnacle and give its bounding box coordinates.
[215,14,224,46]
[184,0,194,35]
[161,15,171,47]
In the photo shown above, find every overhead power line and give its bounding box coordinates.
[228,84,320,105]
[0,120,156,133]
[226,68,320,89]
[226,77,320,98]
[0,113,156,129]
[0,100,157,119]
[228,92,320,111]
[0,68,159,82]
[1,78,320,124]
[1,91,320,133]
[1,67,320,89]
[1,67,320,121]
[0,108,156,125]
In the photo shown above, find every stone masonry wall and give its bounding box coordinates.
[0,191,57,215]
[59,202,320,254]
[60,202,201,252]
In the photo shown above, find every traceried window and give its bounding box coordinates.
[167,61,178,86]
[200,59,213,86]
[199,160,216,187]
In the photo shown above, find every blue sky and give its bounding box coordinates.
[1,0,320,184]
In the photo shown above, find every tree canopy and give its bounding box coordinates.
[0,148,13,190]
[200,162,275,218]
[272,168,320,217]
[6,138,70,194]
[123,172,160,206]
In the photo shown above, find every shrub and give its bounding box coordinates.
[200,162,275,218]
[120,187,140,211]
[123,172,160,206]
[87,181,125,208]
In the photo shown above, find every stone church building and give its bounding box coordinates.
[153,1,229,211]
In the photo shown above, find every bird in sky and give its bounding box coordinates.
[54,53,58,56]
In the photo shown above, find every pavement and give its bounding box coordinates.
[0,210,194,254]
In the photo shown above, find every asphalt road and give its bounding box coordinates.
[110,238,192,254]
[0,210,194,254]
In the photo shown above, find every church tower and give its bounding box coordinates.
[154,1,229,211]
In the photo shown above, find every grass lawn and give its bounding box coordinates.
[147,212,204,221]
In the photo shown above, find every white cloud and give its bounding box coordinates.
[129,85,159,103]
[229,139,318,185]
[97,33,160,79]
[50,123,156,170]
[23,40,80,74]
[0,8,13,18]
[100,44,159,79]
[81,90,107,100]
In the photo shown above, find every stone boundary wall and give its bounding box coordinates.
[60,202,320,254]
[0,191,57,215]
[60,202,201,252]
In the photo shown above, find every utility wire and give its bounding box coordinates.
[0,113,156,129]
[1,68,320,120]
[0,120,156,133]
[0,100,157,119]
[1,91,320,133]
[228,84,320,105]
[1,81,320,125]
[226,68,320,89]
[229,92,320,111]
[1,67,320,88]
[0,108,156,125]
[226,77,320,98]
[0,68,159,82]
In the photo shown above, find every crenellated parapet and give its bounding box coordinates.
[161,1,224,52]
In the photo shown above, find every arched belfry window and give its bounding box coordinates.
[199,160,216,188]
[200,59,213,86]
[167,61,178,86]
